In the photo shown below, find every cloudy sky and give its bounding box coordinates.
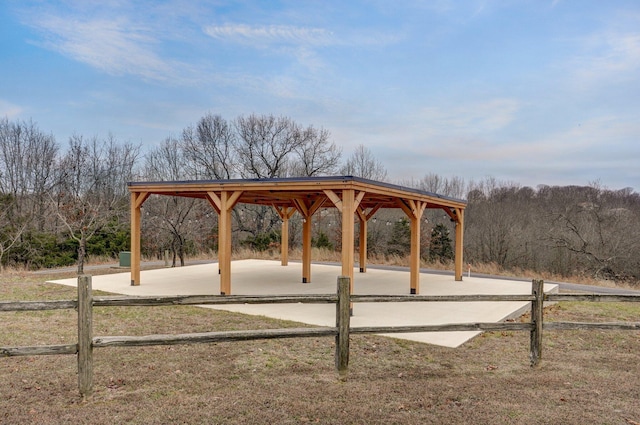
[1,0,639,190]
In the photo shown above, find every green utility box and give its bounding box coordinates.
[119,251,131,267]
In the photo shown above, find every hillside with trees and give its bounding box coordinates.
[1,115,638,286]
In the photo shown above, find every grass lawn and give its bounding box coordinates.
[1,269,640,424]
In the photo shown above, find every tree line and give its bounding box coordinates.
[1,115,638,285]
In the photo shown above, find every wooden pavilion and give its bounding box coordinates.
[128,176,467,295]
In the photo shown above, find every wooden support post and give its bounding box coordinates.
[341,190,355,295]
[335,276,351,378]
[358,214,367,273]
[409,214,421,295]
[397,199,426,294]
[454,208,465,281]
[130,195,140,286]
[274,206,295,266]
[77,275,93,398]
[281,216,290,266]
[218,192,232,295]
[213,190,242,295]
[294,198,324,284]
[356,205,379,274]
[530,279,544,367]
[130,192,148,286]
[302,216,312,283]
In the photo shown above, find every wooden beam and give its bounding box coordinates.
[282,217,289,266]
[398,199,426,294]
[273,205,295,220]
[205,191,222,214]
[323,189,342,212]
[218,191,243,295]
[443,207,457,222]
[130,192,149,286]
[354,203,380,274]
[293,198,308,216]
[293,199,314,282]
[454,208,464,281]
[408,199,427,218]
[273,205,295,266]
[227,190,243,208]
[395,198,413,218]
[134,191,150,209]
[409,213,421,294]
[302,214,312,283]
[341,189,355,296]
[294,198,326,283]
[308,197,327,216]
[354,191,365,210]
[365,204,382,221]
[358,214,367,273]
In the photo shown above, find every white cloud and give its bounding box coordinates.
[416,98,521,135]
[203,24,335,46]
[203,21,401,47]
[379,114,640,188]
[0,100,23,118]
[29,15,180,82]
[567,30,640,88]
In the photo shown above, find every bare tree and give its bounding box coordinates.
[340,144,388,181]
[182,113,236,179]
[544,183,640,281]
[0,193,27,271]
[143,137,203,266]
[233,114,301,240]
[464,178,528,269]
[291,125,341,177]
[0,118,59,270]
[54,134,140,274]
[234,114,303,178]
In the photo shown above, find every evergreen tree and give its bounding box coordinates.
[429,223,453,262]
[388,218,410,256]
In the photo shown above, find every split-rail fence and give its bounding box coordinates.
[2,276,640,398]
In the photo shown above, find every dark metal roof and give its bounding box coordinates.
[128,175,467,207]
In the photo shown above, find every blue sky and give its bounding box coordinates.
[1,0,639,190]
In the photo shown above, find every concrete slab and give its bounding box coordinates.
[48,259,557,348]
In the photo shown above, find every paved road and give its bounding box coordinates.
[33,259,640,295]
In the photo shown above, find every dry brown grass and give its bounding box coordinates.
[1,269,640,424]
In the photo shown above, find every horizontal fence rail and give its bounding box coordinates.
[543,322,640,330]
[93,327,338,348]
[546,294,640,302]
[0,344,78,357]
[351,294,536,302]
[350,322,534,335]
[92,294,338,307]
[0,300,77,311]
[2,276,640,398]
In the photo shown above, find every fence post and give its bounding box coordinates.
[335,276,351,378]
[78,275,93,398]
[530,279,544,367]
